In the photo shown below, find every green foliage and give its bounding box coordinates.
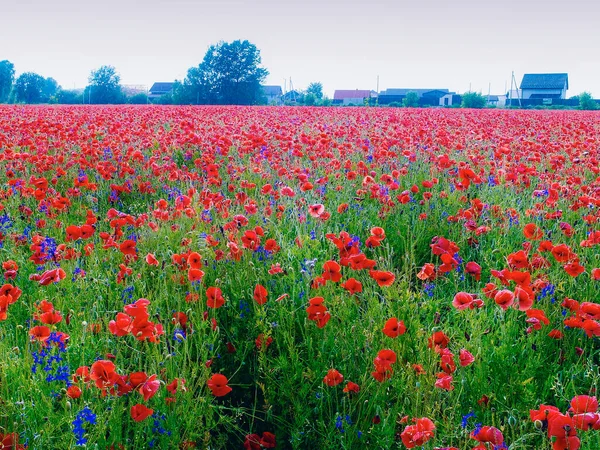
[402,91,420,107]
[320,96,332,106]
[461,91,487,109]
[0,60,15,103]
[127,92,149,104]
[306,82,323,100]
[57,89,84,104]
[578,91,597,110]
[304,92,316,106]
[87,65,124,104]
[176,40,268,105]
[14,72,49,103]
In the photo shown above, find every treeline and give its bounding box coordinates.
[0,40,277,106]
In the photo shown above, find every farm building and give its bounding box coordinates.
[333,90,375,105]
[520,73,568,99]
[378,88,458,106]
[148,82,175,100]
[262,85,283,105]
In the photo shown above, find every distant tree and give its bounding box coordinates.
[578,92,597,110]
[306,82,323,100]
[128,92,148,104]
[461,92,487,109]
[41,77,60,103]
[304,93,316,106]
[0,60,15,103]
[402,91,419,108]
[57,89,84,104]
[14,72,46,103]
[87,65,123,104]
[320,96,332,106]
[178,40,268,105]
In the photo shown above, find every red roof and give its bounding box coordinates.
[334,90,371,100]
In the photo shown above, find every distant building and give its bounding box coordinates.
[281,90,303,104]
[378,88,457,106]
[148,82,175,100]
[333,90,375,105]
[121,85,148,96]
[520,73,568,99]
[486,95,500,106]
[262,85,283,104]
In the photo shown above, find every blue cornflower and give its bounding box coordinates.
[461,411,475,428]
[72,406,96,446]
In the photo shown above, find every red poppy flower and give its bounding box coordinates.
[145,253,159,266]
[570,395,598,414]
[29,325,51,342]
[494,289,515,310]
[465,261,481,280]
[207,373,232,397]
[187,252,202,269]
[459,348,475,366]
[259,432,276,448]
[323,368,344,386]
[382,317,406,337]
[130,404,154,422]
[343,381,360,394]
[341,278,362,295]
[369,270,395,287]
[253,284,268,305]
[523,223,543,240]
[471,426,504,445]
[188,268,205,282]
[400,417,436,448]
[206,287,225,308]
[322,260,342,282]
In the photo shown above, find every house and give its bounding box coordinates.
[148,82,175,100]
[520,73,568,99]
[486,95,500,107]
[378,89,457,106]
[281,90,303,104]
[333,90,375,105]
[262,85,283,105]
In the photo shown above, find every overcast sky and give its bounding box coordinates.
[2,0,599,97]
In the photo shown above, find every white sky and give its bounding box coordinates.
[1,0,599,97]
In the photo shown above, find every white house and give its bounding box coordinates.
[520,73,568,99]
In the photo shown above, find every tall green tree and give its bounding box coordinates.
[14,72,47,103]
[0,60,15,103]
[177,40,268,105]
[42,77,60,103]
[402,91,419,107]
[461,92,487,109]
[578,92,597,110]
[86,65,123,104]
[306,82,323,100]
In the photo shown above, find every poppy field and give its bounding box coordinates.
[1,105,600,449]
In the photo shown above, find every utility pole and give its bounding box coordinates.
[376,75,379,106]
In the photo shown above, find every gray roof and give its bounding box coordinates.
[380,88,450,97]
[149,82,174,94]
[262,85,283,96]
[520,73,568,90]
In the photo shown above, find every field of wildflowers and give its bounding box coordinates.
[0,105,599,449]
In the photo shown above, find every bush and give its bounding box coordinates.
[128,93,149,104]
[461,92,487,109]
[578,92,597,110]
[402,91,419,108]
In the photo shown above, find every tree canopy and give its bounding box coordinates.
[14,72,50,103]
[461,92,487,109]
[306,82,323,100]
[176,40,268,105]
[0,60,15,103]
[87,65,123,104]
